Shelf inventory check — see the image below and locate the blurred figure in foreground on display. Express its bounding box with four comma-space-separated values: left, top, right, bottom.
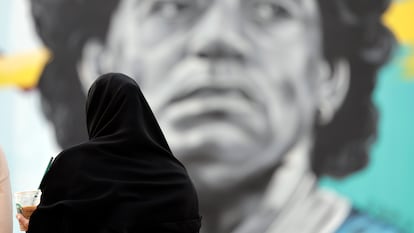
0, 146, 13, 233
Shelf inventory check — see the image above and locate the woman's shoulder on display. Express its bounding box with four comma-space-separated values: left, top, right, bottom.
51, 143, 95, 168
55, 143, 95, 159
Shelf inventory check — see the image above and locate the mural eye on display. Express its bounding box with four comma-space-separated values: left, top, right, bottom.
252, 2, 291, 23
151, 0, 193, 19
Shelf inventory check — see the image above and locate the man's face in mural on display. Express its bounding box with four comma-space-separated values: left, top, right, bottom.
79, 0, 347, 198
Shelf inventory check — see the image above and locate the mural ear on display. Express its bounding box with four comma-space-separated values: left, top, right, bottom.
316, 59, 350, 125
77, 39, 106, 94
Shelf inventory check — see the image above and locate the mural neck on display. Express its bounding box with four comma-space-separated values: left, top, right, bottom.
232, 139, 351, 233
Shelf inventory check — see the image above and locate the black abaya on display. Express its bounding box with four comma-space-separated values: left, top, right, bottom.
28, 73, 201, 233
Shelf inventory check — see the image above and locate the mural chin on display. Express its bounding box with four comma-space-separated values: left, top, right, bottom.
173, 137, 279, 204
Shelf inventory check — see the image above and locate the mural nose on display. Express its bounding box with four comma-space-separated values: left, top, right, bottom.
187, 3, 249, 61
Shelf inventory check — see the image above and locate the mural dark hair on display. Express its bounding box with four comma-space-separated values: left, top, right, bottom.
30, 0, 395, 177
313, 0, 395, 177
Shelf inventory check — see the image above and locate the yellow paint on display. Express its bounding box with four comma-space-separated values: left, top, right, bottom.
0, 48, 51, 88
383, 0, 414, 78
383, 0, 414, 45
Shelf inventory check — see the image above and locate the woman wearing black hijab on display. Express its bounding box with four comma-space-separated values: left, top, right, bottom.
18, 73, 201, 233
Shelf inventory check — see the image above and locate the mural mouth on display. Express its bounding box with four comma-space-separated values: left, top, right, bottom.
156, 83, 266, 136
163, 84, 261, 118
169, 85, 252, 104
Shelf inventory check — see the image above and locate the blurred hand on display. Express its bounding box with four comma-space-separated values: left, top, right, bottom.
16, 213, 29, 231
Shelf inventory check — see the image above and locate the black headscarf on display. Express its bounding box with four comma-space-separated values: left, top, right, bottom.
28, 73, 201, 233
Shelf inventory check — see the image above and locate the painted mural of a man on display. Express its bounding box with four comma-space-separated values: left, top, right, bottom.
30, 0, 399, 232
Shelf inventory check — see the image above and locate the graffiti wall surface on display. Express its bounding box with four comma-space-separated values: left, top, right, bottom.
1, 0, 414, 232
